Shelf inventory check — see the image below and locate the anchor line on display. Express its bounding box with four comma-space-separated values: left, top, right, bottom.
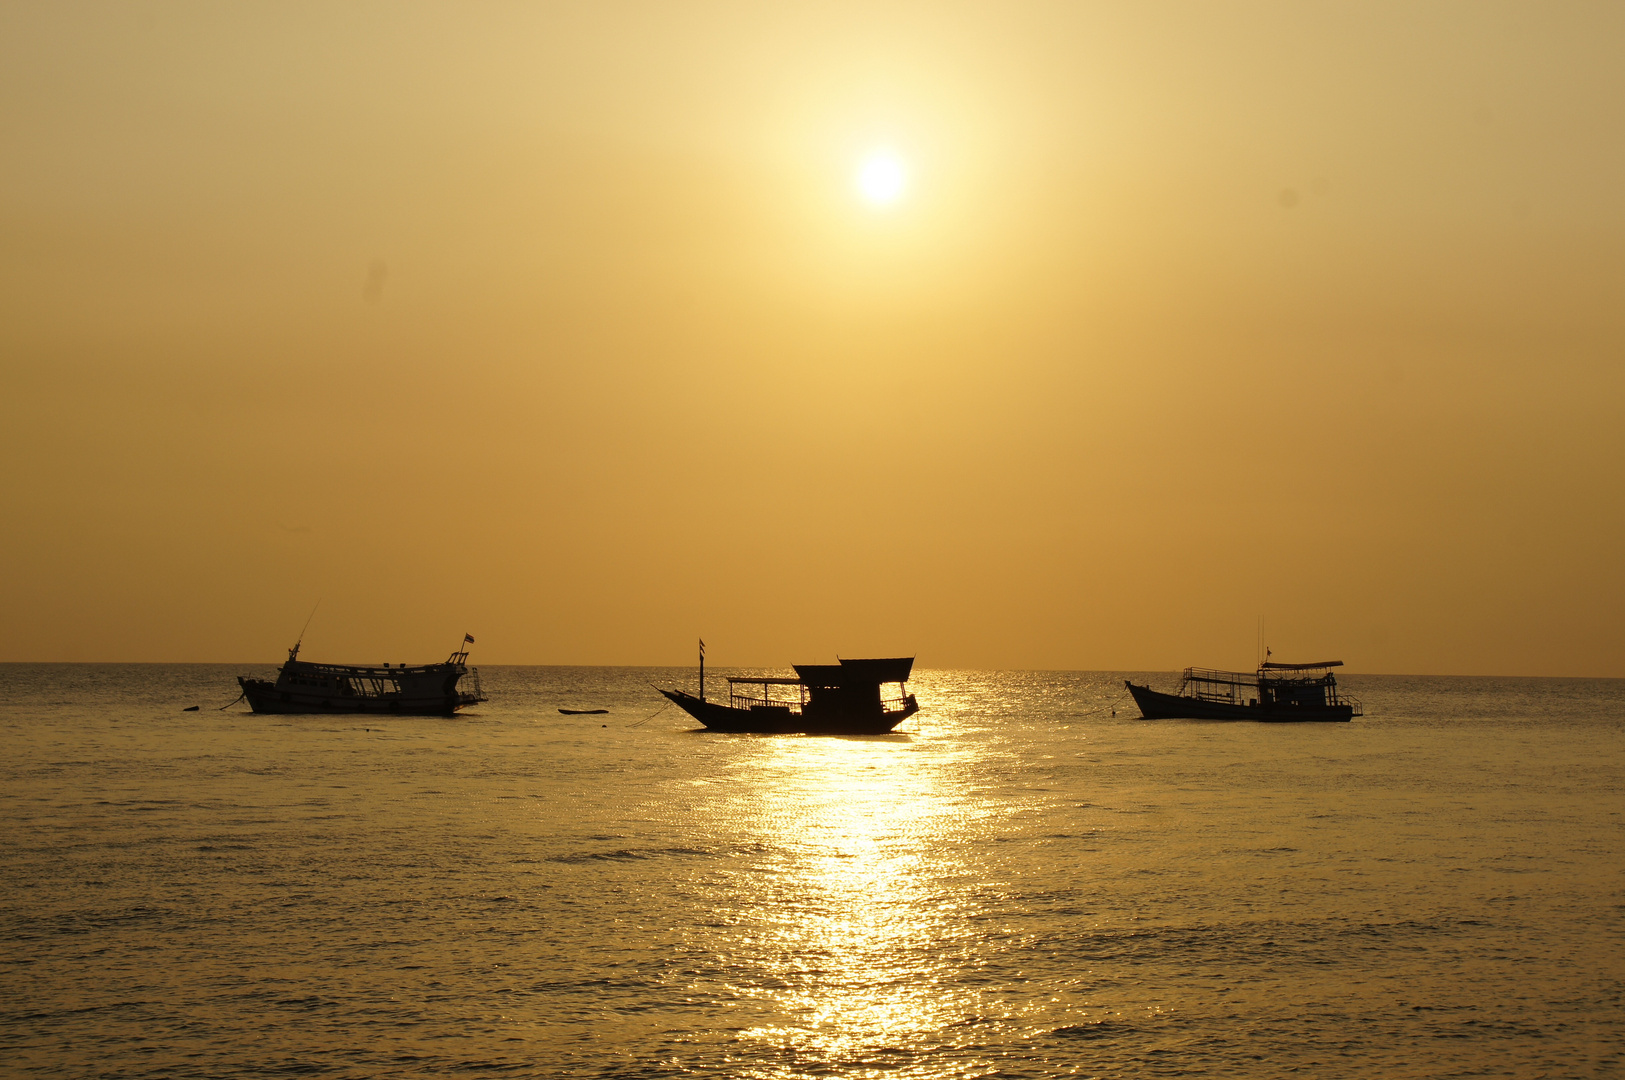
628, 700, 673, 728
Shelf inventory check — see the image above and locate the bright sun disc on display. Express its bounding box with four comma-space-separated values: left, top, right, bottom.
856, 152, 907, 206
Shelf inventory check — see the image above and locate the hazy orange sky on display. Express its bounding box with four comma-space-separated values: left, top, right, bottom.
3, 3, 1622, 674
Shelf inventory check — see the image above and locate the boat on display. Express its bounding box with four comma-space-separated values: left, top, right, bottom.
1125, 660, 1361, 722
660, 654, 920, 734
236, 636, 486, 715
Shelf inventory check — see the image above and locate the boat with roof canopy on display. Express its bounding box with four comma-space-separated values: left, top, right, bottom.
236, 635, 486, 715
1125, 660, 1361, 722
660, 648, 919, 734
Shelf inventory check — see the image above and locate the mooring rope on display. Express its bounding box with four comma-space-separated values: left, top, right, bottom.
628, 700, 673, 728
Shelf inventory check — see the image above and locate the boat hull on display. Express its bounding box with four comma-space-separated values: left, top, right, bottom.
1125, 681, 1353, 723
660, 689, 916, 734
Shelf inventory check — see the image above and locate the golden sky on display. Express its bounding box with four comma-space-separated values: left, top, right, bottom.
2, 3, 1622, 674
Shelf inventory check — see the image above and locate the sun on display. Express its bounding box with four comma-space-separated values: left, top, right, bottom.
855, 150, 908, 207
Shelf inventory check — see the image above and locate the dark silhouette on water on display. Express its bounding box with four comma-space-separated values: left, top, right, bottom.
236, 634, 486, 716
1125, 660, 1361, 722
661, 654, 920, 734
559, 708, 609, 715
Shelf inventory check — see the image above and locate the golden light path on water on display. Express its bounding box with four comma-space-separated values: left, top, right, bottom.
698, 694, 1024, 1075
744, 743, 966, 1057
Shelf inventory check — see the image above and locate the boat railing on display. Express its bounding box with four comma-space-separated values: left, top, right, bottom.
458, 667, 486, 705
728, 686, 914, 715
305, 662, 442, 679
1183, 666, 1255, 687
729, 688, 805, 712
882, 692, 917, 715
1184, 685, 1251, 705
1180, 667, 1256, 705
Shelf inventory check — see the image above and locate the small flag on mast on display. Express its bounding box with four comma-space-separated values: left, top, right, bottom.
464, 634, 475, 644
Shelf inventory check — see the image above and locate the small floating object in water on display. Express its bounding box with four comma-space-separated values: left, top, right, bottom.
183, 705, 200, 711
559, 708, 609, 715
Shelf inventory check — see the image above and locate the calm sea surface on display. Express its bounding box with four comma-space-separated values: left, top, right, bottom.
1, 664, 1621, 1078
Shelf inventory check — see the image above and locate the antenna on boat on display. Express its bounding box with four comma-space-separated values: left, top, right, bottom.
698, 637, 706, 703
291, 599, 321, 662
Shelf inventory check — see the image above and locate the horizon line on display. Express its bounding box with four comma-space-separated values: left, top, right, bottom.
0, 660, 1620, 681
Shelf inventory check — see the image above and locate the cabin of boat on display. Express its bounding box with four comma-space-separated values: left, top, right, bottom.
661, 656, 919, 734
237, 641, 486, 716
1125, 660, 1361, 722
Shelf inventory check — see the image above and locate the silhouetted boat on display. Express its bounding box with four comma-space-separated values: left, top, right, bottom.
1125, 660, 1361, 722
661, 656, 920, 734
237, 638, 486, 715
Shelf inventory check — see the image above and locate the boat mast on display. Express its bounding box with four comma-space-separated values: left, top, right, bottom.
699, 637, 705, 702
290, 598, 321, 662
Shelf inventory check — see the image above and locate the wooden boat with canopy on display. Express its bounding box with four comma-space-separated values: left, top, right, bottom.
1125, 660, 1361, 722
661, 655, 920, 734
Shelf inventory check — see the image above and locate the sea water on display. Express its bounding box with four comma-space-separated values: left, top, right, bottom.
1, 664, 1620, 1078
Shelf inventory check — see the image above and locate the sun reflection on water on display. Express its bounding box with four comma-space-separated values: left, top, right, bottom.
721, 733, 994, 1072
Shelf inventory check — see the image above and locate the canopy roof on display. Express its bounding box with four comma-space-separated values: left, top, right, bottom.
724, 658, 915, 687
794, 657, 915, 687
287, 659, 449, 675
1261, 660, 1343, 671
